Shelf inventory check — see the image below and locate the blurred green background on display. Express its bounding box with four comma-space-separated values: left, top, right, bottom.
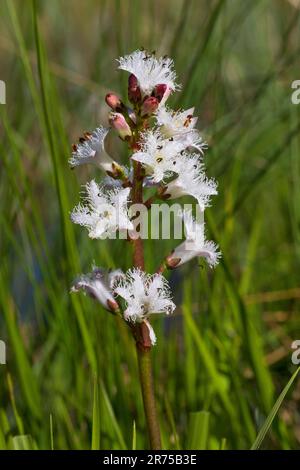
0, 0, 300, 450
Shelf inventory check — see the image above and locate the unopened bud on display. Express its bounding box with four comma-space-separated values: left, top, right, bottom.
109, 112, 132, 140
166, 255, 181, 269
128, 74, 142, 104
107, 298, 120, 313
141, 96, 159, 117
105, 93, 122, 111
154, 83, 172, 105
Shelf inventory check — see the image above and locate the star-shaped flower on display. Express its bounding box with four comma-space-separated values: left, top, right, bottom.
113, 268, 176, 344
157, 106, 207, 153
71, 180, 133, 239
167, 210, 221, 268
163, 153, 218, 210
131, 130, 183, 183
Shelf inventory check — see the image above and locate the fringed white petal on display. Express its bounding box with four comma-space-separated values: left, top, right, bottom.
69, 126, 116, 172
71, 181, 132, 239
117, 50, 180, 96
113, 268, 176, 324
71, 267, 119, 311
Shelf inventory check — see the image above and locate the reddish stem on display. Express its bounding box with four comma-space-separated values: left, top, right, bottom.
131, 157, 162, 450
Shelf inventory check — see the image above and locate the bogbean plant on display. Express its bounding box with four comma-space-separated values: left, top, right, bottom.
69, 50, 220, 449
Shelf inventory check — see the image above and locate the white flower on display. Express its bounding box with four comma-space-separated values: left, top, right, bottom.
71, 267, 124, 312
117, 50, 180, 97
113, 268, 176, 326
156, 106, 196, 136
131, 127, 207, 183
131, 130, 183, 183
71, 180, 133, 239
175, 130, 207, 154
69, 126, 119, 173
167, 210, 221, 268
157, 106, 207, 153
164, 154, 218, 210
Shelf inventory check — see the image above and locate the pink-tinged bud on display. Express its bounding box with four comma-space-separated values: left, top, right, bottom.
128, 74, 142, 104
109, 112, 132, 140
105, 93, 122, 110
107, 298, 120, 313
128, 73, 138, 88
141, 96, 159, 117
154, 83, 172, 105
166, 255, 181, 269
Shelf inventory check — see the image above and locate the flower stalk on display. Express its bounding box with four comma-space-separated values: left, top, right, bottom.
137, 344, 162, 450
131, 156, 162, 449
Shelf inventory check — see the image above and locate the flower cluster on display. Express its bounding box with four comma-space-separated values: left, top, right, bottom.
70, 49, 220, 347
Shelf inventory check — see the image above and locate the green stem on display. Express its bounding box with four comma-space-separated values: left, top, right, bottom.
136, 347, 162, 450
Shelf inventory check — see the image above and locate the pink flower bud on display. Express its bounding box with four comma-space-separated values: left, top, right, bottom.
141, 96, 159, 117
128, 73, 138, 88
105, 93, 122, 110
154, 84, 172, 105
165, 255, 181, 269
107, 298, 120, 313
109, 112, 132, 140
128, 74, 142, 104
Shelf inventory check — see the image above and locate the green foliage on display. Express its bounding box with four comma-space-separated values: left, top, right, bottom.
0, 0, 300, 450
187, 411, 210, 450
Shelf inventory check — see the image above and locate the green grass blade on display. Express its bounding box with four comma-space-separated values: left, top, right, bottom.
251, 367, 300, 450
50, 414, 54, 450
132, 421, 136, 451
187, 411, 210, 450
100, 380, 127, 450
91, 375, 101, 450
6, 373, 24, 435
12, 435, 35, 450
0, 281, 41, 419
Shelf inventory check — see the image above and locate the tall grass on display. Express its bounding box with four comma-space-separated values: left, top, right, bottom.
0, 0, 300, 449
